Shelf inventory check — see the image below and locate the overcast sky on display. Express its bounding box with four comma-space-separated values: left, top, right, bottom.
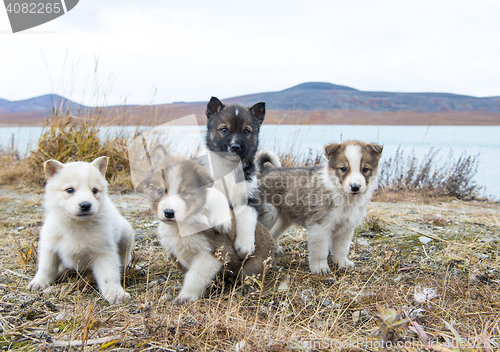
1, 0, 500, 106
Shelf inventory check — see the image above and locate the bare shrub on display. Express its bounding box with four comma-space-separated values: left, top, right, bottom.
279, 148, 323, 167
378, 147, 481, 199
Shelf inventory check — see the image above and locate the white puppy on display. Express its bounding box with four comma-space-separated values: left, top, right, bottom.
27, 157, 134, 304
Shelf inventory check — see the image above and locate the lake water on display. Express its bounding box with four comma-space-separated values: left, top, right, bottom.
1, 124, 499, 200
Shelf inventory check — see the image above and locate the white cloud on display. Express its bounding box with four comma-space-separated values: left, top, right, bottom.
1, 0, 500, 105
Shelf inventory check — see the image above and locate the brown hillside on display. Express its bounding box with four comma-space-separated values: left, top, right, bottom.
1, 104, 499, 126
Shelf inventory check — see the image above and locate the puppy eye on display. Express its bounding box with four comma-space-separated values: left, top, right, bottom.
362, 167, 369, 173
220, 127, 228, 135
157, 189, 164, 196
181, 191, 188, 198
92, 188, 98, 195
243, 128, 251, 135
66, 188, 74, 194
340, 167, 347, 172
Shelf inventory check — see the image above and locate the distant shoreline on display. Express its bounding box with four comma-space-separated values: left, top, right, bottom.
1, 108, 500, 127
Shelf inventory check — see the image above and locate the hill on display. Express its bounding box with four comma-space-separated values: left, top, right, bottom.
224, 82, 500, 113
1, 83, 499, 125
0, 94, 85, 114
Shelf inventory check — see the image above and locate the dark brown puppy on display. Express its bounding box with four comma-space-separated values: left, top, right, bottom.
204, 97, 266, 259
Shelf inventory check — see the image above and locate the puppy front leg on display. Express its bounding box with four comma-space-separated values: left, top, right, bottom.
117, 222, 134, 267
206, 188, 232, 235
176, 252, 223, 304
307, 226, 331, 275
91, 253, 130, 304
27, 245, 61, 291
233, 205, 257, 258
331, 226, 355, 269
269, 215, 292, 255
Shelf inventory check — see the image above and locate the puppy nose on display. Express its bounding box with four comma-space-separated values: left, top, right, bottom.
164, 209, 175, 219
350, 184, 360, 193
230, 143, 241, 152
80, 201, 92, 212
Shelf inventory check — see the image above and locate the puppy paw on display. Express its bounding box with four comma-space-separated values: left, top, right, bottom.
337, 259, 355, 271
309, 262, 331, 276
234, 236, 255, 258
103, 287, 130, 304
27, 278, 50, 291
174, 294, 197, 305
275, 245, 284, 256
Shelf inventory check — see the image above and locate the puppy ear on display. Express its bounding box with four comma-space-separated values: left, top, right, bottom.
91, 156, 109, 175
44, 160, 64, 179
249, 102, 265, 124
368, 143, 383, 155
206, 97, 225, 118
324, 143, 341, 157
150, 145, 168, 165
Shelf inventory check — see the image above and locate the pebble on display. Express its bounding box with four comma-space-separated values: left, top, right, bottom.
160, 293, 174, 302
55, 312, 66, 321
414, 287, 438, 304
325, 277, 337, 286
321, 298, 340, 309
235, 340, 246, 352
277, 275, 290, 292
418, 236, 432, 244
301, 289, 314, 304
352, 310, 370, 325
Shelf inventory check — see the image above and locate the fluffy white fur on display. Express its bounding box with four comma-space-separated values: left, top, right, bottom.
27, 157, 134, 304
206, 188, 232, 235
233, 202, 258, 258
205, 151, 257, 257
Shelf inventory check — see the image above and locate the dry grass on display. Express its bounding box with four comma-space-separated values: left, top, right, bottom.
1, 189, 499, 351
278, 149, 323, 169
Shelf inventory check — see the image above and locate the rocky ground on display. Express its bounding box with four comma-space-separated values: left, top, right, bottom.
0, 185, 499, 351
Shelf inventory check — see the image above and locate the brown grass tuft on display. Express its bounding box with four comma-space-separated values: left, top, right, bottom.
364, 215, 389, 233
0, 113, 135, 191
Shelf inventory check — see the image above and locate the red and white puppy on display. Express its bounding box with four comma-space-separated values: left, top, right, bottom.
257, 140, 383, 274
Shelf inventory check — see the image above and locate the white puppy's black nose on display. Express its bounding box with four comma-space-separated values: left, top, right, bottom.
230, 143, 241, 152
350, 184, 360, 193
164, 209, 175, 219
80, 201, 92, 212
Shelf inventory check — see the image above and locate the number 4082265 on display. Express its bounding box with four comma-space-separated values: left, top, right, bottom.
6, 2, 62, 14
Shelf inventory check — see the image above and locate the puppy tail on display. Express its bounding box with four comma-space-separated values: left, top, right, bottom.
255, 150, 281, 173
